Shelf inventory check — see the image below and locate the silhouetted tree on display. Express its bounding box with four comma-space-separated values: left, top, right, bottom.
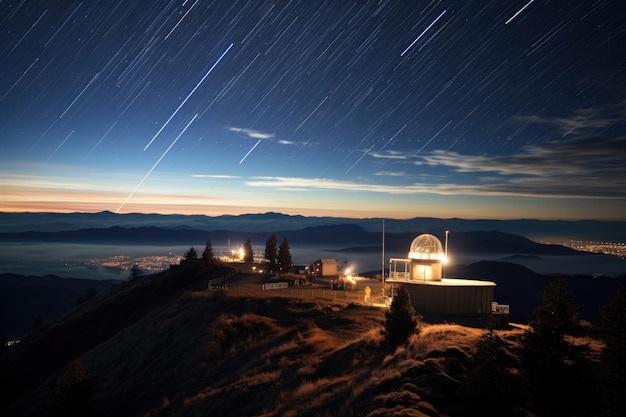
277, 237, 292, 272
599, 285, 626, 417
517, 275, 596, 416
129, 264, 143, 280
49, 360, 95, 417
459, 326, 522, 417
243, 238, 253, 263
384, 287, 420, 347
184, 246, 198, 260
202, 239, 214, 262
264, 234, 278, 272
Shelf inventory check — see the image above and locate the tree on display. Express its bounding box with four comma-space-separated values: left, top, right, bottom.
264, 234, 278, 272
129, 264, 143, 280
49, 360, 95, 417
184, 246, 198, 260
599, 285, 626, 417
384, 287, 420, 347
517, 275, 596, 416
459, 327, 522, 417
202, 239, 214, 261
277, 237, 292, 273
243, 238, 253, 263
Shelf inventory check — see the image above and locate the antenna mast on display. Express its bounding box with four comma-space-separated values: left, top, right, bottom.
382, 218, 385, 297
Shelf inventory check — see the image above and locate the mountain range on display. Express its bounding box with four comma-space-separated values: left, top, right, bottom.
1, 211, 625, 241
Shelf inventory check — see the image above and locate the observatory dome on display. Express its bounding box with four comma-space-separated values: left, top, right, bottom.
408, 234, 444, 260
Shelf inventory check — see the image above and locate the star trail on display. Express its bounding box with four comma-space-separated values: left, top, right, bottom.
1, 0, 625, 220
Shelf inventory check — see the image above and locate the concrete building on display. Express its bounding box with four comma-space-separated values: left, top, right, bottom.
386, 234, 495, 316
310, 258, 338, 277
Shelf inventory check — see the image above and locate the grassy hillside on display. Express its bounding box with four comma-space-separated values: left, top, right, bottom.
0, 260, 607, 417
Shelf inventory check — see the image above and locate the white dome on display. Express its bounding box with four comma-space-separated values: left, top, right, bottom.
408, 234, 444, 260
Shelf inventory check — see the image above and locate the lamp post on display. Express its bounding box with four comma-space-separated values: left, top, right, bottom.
444, 230, 449, 279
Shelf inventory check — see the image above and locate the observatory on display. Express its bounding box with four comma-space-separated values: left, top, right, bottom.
387, 233, 495, 316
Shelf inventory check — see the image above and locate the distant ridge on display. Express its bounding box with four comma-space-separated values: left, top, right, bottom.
0, 211, 625, 240
0, 225, 589, 257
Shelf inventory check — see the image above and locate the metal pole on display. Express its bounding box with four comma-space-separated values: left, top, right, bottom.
380, 219, 385, 297
444, 230, 449, 279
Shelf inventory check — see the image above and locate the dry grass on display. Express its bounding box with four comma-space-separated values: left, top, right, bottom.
2, 276, 608, 417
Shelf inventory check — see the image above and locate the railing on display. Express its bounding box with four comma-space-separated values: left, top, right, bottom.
388, 271, 411, 280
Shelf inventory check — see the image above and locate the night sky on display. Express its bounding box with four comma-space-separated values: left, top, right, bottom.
1, 0, 625, 220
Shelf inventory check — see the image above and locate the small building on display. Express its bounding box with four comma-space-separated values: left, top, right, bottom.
310, 258, 337, 277
387, 234, 495, 316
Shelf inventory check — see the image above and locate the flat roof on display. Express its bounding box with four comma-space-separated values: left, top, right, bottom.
385, 277, 496, 287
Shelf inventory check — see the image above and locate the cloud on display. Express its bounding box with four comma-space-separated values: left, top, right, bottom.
191, 174, 240, 179
227, 127, 275, 139
417, 136, 626, 177
374, 171, 406, 177
246, 137, 626, 199
413, 136, 626, 198
519, 105, 624, 136
369, 150, 410, 160
244, 174, 625, 200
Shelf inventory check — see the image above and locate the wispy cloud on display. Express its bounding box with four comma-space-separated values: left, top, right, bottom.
519, 105, 624, 136
374, 171, 406, 177
417, 136, 626, 177
191, 174, 240, 179
245, 174, 625, 199
227, 127, 275, 139
370, 150, 410, 160
414, 136, 626, 198
245, 136, 626, 199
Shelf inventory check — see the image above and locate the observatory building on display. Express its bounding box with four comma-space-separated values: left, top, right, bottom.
386, 233, 495, 316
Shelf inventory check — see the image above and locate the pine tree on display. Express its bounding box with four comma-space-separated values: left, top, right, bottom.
49, 360, 95, 417
517, 275, 596, 416
243, 238, 253, 263
264, 234, 278, 272
459, 327, 521, 417
129, 264, 143, 280
384, 287, 420, 347
599, 285, 626, 417
184, 246, 198, 260
202, 239, 214, 261
277, 237, 292, 273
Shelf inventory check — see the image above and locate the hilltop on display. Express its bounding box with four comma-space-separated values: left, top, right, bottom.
0, 260, 617, 417
3, 257, 625, 341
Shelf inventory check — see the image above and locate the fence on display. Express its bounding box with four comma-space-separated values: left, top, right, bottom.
206, 273, 390, 307
220, 284, 390, 307
262, 281, 289, 290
